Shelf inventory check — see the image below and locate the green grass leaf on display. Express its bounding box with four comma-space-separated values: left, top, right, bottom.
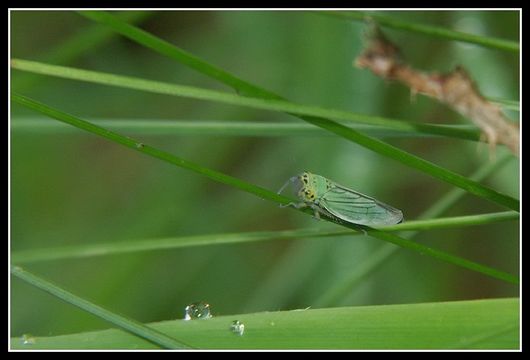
317, 11, 519, 52
9, 117, 480, 138
10, 11, 519, 351
10, 266, 191, 349
363, 227, 517, 284
11, 211, 518, 264
11, 298, 519, 349
10, 93, 518, 285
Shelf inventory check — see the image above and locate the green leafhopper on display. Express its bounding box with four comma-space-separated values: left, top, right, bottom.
278, 171, 403, 226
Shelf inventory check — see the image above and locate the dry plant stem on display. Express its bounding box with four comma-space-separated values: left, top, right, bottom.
355, 27, 519, 155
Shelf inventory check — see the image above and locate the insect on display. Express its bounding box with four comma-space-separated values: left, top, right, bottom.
278, 171, 403, 226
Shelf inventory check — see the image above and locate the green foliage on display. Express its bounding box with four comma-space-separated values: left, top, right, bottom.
12, 298, 519, 349
10, 93, 519, 284
10, 10, 519, 350
65, 12, 519, 210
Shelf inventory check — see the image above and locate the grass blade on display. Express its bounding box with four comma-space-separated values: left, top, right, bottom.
302, 115, 518, 211
10, 93, 518, 285
11, 117, 480, 139
10, 59, 481, 142
11, 298, 519, 349
10, 229, 340, 263
71, 12, 520, 211
386, 211, 519, 230
10, 93, 292, 206
317, 11, 519, 52
363, 227, 517, 284
10, 266, 191, 349
419, 154, 516, 220
11, 212, 518, 264
79, 10, 275, 99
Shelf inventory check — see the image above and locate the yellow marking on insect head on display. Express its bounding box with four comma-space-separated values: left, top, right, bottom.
298, 186, 316, 202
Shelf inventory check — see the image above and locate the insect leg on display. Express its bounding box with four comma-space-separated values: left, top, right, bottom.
280, 202, 308, 209
312, 206, 321, 221
312, 204, 344, 224
351, 224, 368, 235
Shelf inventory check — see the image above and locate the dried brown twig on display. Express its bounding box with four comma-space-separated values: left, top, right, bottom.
355, 26, 519, 156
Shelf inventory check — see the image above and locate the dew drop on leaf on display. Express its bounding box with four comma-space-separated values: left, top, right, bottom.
230, 320, 245, 336
184, 302, 212, 320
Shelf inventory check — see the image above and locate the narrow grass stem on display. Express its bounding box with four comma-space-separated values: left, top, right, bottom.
10, 266, 191, 349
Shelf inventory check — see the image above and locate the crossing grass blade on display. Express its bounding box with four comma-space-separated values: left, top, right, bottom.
10, 266, 191, 349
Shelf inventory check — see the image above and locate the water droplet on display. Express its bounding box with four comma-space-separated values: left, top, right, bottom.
20, 334, 36, 345
184, 302, 212, 320
230, 320, 245, 336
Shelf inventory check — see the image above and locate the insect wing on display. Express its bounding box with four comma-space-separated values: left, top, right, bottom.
318, 183, 403, 226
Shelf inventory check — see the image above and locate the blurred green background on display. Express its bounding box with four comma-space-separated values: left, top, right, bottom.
10, 10, 519, 338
